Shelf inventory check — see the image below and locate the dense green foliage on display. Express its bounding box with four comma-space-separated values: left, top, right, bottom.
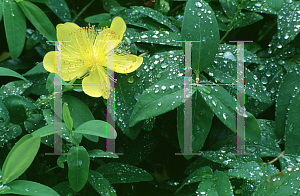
0, 0, 300, 195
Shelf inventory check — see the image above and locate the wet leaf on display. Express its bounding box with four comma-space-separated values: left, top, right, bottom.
88, 170, 117, 196
253, 165, 300, 195
275, 72, 300, 138
219, 0, 238, 19
67, 146, 90, 192
88, 149, 119, 159
244, 0, 277, 15
233, 12, 263, 28
46, 0, 71, 22
181, 0, 219, 72
96, 162, 153, 184
227, 161, 279, 181
131, 6, 179, 32
177, 90, 214, 160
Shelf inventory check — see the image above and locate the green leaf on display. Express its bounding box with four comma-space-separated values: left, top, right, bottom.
175, 166, 213, 194
266, 0, 284, 11
0, 0, 3, 22
227, 161, 279, 181
0, 123, 22, 145
131, 6, 179, 32
2, 134, 41, 184
23, 62, 47, 76
244, 0, 277, 14
3, 95, 37, 124
219, 0, 238, 19
62, 95, 98, 142
1, 180, 59, 196
129, 30, 181, 47
196, 171, 234, 196
177, 90, 214, 160
74, 120, 117, 139
233, 12, 263, 28
27, 0, 51, 3
52, 181, 76, 196
129, 76, 185, 127
88, 149, 119, 159
181, 0, 219, 72
275, 72, 300, 138
46, 0, 71, 22
88, 170, 117, 196
84, 13, 111, 23
18, 1, 56, 41
115, 72, 144, 140
200, 148, 263, 169
67, 146, 90, 192
101, 0, 121, 12
63, 102, 73, 131
0, 99, 9, 122
3, 0, 26, 59
198, 85, 261, 141
96, 162, 153, 184
285, 90, 300, 155
253, 165, 300, 196
31, 124, 68, 137
269, 1, 300, 52
57, 155, 67, 168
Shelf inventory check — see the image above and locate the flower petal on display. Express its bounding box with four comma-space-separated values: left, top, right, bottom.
61, 52, 89, 81
57, 22, 95, 60
43, 51, 55, 73
114, 54, 143, 73
94, 17, 126, 56
82, 67, 109, 98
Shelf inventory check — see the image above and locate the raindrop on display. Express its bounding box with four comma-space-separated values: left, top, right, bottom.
134, 93, 140, 100
161, 86, 166, 90
261, 77, 268, 85
195, 2, 202, 7
223, 113, 227, 120
158, 102, 161, 106
127, 76, 134, 83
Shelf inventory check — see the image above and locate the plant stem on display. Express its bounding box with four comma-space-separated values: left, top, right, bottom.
37, 93, 55, 105
43, 165, 59, 174
219, 0, 244, 44
262, 150, 285, 165
256, 21, 276, 43
72, 0, 95, 23
71, 133, 79, 147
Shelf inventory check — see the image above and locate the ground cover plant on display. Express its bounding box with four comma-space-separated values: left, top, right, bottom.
0, 0, 300, 195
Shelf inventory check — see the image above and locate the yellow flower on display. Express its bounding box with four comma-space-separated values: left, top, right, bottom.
43, 17, 143, 98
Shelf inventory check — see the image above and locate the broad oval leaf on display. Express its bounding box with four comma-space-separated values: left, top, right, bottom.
96, 162, 153, 184
2, 134, 41, 184
88, 170, 117, 196
3, 0, 26, 59
0, 67, 28, 82
46, 0, 71, 22
2, 180, 59, 196
129, 76, 186, 127
74, 120, 117, 139
67, 146, 90, 192
181, 0, 219, 72
18, 1, 56, 41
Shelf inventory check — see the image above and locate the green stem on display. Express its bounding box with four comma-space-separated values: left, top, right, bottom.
72, 0, 95, 23
71, 133, 79, 147
37, 93, 55, 105
256, 21, 276, 43
43, 165, 59, 174
219, 0, 244, 44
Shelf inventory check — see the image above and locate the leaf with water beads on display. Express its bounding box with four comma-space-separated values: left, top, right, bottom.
46, 0, 71, 22
232, 12, 263, 28
196, 171, 234, 196
253, 165, 300, 196
181, 0, 219, 72
269, 1, 300, 53
96, 162, 153, 184
131, 6, 179, 32
244, 0, 278, 15
275, 71, 300, 138
88, 170, 117, 196
115, 72, 144, 139
129, 30, 181, 47
129, 76, 187, 127
227, 161, 279, 182
285, 90, 300, 155
177, 90, 214, 160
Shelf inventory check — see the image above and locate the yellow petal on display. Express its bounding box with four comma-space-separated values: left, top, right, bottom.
114, 54, 143, 73
94, 17, 126, 56
60, 52, 89, 81
43, 51, 55, 73
57, 22, 95, 60
82, 67, 109, 98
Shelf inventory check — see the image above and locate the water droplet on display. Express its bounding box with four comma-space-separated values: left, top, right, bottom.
158, 102, 161, 106
161, 86, 166, 90
134, 93, 140, 100
127, 76, 134, 83
223, 113, 227, 120
261, 77, 268, 85
195, 1, 202, 7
